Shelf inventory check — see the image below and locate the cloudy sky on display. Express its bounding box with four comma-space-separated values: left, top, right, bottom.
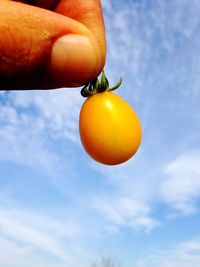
1, 0, 200, 266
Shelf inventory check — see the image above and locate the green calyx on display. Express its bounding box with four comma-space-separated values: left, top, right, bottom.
81, 70, 122, 97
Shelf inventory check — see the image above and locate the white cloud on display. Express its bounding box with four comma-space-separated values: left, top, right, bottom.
88, 153, 162, 233
136, 238, 200, 267
0, 89, 83, 174
160, 151, 200, 215
103, 0, 200, 104
90, 148, 200, 232
91, 194, 159, 233
0, 104, 58, 174
0, 205, 87, 267
0, 235, 70, 267
8, 89, 83, 143
104, 3, 147, 86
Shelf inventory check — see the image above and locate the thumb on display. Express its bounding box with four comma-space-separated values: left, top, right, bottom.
0, 1, 106, 89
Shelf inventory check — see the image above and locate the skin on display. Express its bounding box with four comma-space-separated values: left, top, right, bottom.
0, 0, 106, 89
79, 92, 142, 165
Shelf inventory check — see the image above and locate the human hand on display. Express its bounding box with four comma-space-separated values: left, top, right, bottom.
0, 0, 106, 89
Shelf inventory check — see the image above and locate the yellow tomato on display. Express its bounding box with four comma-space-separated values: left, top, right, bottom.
79, 91, 142, 165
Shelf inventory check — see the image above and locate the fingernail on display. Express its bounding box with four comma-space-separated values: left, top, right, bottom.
50, 34, 97, 86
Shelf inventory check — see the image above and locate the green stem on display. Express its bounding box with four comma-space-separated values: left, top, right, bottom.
107, 77, 122, 92
81, 70, 122, 98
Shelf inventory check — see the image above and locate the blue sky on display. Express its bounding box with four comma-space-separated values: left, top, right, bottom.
0, 0, 200, 266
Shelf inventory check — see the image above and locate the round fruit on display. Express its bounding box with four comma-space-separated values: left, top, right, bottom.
79, 90, 142, 165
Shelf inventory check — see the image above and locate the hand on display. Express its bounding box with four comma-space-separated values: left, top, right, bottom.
0, 0, 106, 89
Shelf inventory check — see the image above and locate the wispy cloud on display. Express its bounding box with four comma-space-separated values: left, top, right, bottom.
89, 147, 200, 232
0, 104, 57, 174
0, 203, 86, 267
6, 89, 82, 143
136, 238, 200, 267
160, 150, 200, 215
91, 194, 159, 233
0, 89, 83, 175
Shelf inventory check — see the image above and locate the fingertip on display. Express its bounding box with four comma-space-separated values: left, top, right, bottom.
49, 34, 103, 87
